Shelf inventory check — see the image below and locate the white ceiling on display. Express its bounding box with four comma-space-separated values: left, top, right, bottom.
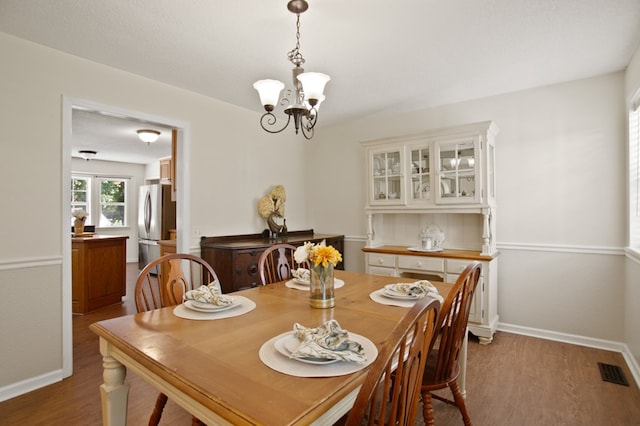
2, 0, 640, 163
71, 108, 173, 165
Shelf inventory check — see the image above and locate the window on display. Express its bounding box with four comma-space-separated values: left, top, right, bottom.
71, 176, 90, 221
71, 174, 129, 228
98, 178, 127, 227
629, 97, 640, 249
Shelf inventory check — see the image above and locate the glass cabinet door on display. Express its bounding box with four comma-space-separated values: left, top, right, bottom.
371, 149, 403, 204
409, 144, 431, 203
435, 137, 480, 204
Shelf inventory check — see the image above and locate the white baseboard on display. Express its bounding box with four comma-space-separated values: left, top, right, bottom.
0, 369, 63, 402
498, 322, 640, 388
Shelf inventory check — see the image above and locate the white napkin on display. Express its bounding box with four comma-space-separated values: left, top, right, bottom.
387, 280, 444, 302
291, 268, 310, 282
290, 320, 366, 363
183, 280, 233, 306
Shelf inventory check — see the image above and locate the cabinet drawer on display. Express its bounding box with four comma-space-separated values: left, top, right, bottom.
368, 266, 398, 277
367, 253, 396, 268
397, 255, 444, 272
447, 259, 485, 277
233, 249, 263, 290
447, 259, 472, 274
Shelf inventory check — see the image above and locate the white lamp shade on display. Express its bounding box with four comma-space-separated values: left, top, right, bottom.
137, 129, 160, 143
253, 79, 285, 107
297, 72, 330, 101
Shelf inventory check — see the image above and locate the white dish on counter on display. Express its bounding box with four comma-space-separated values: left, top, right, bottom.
407, 246, 443, 253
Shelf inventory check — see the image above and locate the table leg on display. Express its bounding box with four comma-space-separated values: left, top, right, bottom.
99, 338, 129, 426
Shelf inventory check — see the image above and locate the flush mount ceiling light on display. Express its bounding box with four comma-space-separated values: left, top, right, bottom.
78, 150, 97, 161
253, 0, 330, 140
137, 129, 161, 144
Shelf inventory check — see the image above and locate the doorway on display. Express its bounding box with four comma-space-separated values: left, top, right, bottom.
61, 97, 190, 377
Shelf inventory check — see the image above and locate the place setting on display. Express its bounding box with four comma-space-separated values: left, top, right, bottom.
173, 280, 256, 320
369, 280, 444, 308
285, 268, 345, 291
259, 319, 377, 377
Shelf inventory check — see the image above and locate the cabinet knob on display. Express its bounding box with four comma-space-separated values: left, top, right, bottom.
248, 263, 258, 276
377, 258, 384, 264
416, 261, 423, 267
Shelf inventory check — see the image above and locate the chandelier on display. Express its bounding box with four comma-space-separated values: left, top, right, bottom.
253, 0, 330, 140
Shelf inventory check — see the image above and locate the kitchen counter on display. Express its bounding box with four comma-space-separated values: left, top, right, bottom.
71, 235, 128, 314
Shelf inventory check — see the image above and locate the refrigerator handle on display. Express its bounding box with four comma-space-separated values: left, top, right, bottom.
144, 190, 151, 235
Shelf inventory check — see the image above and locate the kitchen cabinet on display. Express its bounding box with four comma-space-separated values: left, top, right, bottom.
200, 230, 344, 294
72, 235, 128, 314
363, 245, 499, 344
159, 157, 172, 185
361, 121, 499, 344
363, 121, 497, 211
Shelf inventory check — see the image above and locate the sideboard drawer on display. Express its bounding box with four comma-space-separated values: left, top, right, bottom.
367, 253, 396, 268
397, 255, 444, 272
368, 265, 398, 277
233, 249, 262, 290
447, 259, 473, 274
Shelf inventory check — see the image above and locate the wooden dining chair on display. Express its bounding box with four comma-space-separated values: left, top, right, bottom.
257, 243, 299, 285
135, 253, 219, 426
135, 252, 220, 312
421, 261, 482, 426
343, 296, 442, 426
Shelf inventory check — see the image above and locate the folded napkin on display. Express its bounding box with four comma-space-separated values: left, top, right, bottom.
291, 268, 310, 282
290, 319, 366, 363
387, 280, 444, 302
183, 280, 233, 306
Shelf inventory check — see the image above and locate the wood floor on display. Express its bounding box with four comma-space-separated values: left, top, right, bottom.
1, 263, 639, 425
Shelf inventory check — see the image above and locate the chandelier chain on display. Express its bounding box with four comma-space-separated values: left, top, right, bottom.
287, 14, 305, 67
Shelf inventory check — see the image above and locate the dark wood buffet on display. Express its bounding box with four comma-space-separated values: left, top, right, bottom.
200, 229, 344, 293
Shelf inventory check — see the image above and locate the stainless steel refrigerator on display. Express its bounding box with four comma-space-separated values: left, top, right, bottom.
138, 184, 176, 272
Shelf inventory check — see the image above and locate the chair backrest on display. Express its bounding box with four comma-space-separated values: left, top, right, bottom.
345, 296, 442, 426
257, 243, 299, 285
427, 261, 482, 384
134, 253, 219, 313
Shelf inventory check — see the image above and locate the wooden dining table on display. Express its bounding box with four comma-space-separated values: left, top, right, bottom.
90, 270, 456, 425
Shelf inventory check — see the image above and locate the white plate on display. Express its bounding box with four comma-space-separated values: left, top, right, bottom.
407, 246, 443, 253
292, 278, 310, 286
382, 286, 419, 300
273, 333, 340, 365
184, 299, 238, 313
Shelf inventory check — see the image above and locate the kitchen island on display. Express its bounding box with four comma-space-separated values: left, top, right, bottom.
71, 234, 128, 314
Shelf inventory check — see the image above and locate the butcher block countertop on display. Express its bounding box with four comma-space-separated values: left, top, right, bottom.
362, 245, 498, 261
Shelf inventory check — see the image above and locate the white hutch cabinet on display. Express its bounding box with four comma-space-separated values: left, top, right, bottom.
361, 121, 499, 344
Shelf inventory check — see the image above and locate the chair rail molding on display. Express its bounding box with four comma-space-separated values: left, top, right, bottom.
497, 242, 625, 256
0, 256, 62, 271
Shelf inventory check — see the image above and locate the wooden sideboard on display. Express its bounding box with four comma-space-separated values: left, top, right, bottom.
362, 245, 499, 344
200, 230, 344, 293
71, 235, 128, 314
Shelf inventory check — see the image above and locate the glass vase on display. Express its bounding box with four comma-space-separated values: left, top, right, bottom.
74, 219, 85, 236
309, 263, 335, 309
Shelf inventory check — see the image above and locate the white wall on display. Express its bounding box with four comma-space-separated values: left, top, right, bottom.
312, 72, 628, 344
0, 31, 307, 400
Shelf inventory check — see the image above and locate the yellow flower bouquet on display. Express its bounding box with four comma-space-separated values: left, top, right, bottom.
294, 241, 342, 308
